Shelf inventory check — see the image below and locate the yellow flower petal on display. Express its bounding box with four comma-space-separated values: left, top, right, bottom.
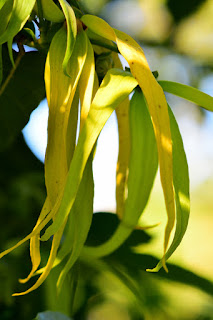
81, 14, 175, 269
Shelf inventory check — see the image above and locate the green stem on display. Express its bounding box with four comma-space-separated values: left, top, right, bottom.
36, 0, 44, 29
81, 222, 133, 258
0, 45, 25, 96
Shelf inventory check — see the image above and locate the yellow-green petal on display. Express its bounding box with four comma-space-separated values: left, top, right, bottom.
58, 0, 77, 76
40, 0, 64, 22
112, 52, 130, 219
148, 105, 190, 272
78, 35, 95, 131
45, 26, 87, 204
57, 154, 94, 292
81, 15, 175, 269
82, 89, 158, 258
41, 68, 138, 241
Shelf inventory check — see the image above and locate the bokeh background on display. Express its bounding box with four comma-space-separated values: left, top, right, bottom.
1, 0, 213, 319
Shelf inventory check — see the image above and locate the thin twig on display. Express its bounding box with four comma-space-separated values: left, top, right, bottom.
0, 45, 25, 96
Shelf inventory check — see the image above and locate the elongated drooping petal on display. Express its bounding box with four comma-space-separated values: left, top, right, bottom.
0, 25, 87, 289
148, 105, 190, 272
81, 15, 175, 269
57, 154, 94, 292
12, 221, 66, 296
41, 68, 138, 241
112, 52, 130, 219
45, 26, 87, 204
78, 35, 95, 131
40, 0, 64, 22
82, 89, 158, 258
58, 0, 77, 75
19, 197, 51, 283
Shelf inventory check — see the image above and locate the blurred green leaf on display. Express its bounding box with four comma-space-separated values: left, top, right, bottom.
0, 50, 46, 150
35, 311, 72, 320
110, 250, 213, 298
167, 0, 206, 23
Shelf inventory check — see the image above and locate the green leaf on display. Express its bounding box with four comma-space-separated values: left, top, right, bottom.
0, 0, 8, 11
159, 80, 213, 112
147, 105, 190, 272
0, 50, 46, 150
0, 0, 36, 64
35, 311, 72, 320
41, 68, 138, 240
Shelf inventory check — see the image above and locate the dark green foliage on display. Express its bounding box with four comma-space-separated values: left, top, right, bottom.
0, 135, 46, 320
0, 48, 46, 150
